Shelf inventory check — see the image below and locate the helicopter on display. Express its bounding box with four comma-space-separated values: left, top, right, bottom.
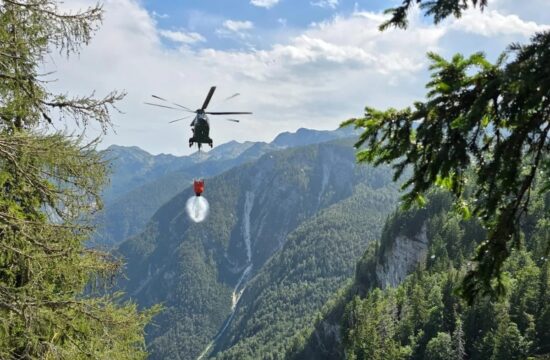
145, 86, 252, 150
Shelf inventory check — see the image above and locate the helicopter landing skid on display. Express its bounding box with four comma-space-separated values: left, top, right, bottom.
189, 138, 212, 149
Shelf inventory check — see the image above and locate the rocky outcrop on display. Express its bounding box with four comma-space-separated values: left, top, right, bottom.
375, 224, 429, 289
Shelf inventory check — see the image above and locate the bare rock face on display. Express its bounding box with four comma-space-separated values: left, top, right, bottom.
375, 224, 429, 289
219, 143, 357, 280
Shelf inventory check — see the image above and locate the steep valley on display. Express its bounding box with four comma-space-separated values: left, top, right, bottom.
114, 138, 398, 359
106, 130, 550, 360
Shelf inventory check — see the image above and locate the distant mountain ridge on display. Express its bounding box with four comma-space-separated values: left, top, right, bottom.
272, 127, 353, 147
102, 127, 355, 202
94, 127, 356, 247
101, 145, 186, 203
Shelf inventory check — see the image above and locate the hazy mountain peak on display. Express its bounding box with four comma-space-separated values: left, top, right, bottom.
271, 127, 355, 147
104, 144, 152, 158
95, 127, 362, 247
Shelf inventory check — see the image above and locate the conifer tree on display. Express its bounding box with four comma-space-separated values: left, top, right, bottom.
0, 0, 157, 358
452, 317, 466, 360
345, 0, 550, 302
379, 0, 488, 30
491, 313, 530, 360
425, 332, 453, 360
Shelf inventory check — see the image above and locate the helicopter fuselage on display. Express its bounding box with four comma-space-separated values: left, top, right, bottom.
189, 110, 212, 149
146, 86, 251, 150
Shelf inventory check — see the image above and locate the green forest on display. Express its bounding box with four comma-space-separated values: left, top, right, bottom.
212, 172, 399, 359
341, 190, 550, 360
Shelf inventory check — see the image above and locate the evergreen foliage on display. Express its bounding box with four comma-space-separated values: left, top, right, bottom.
344, 28, 550, 301
425, 332, 453, 360
0, 1, 157, 358
380, 0, 488, 30
339, 191, 550, 360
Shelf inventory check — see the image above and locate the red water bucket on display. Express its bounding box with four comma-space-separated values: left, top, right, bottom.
194, 179, 205, 196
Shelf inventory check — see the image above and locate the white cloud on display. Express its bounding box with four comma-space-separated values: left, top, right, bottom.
250, 0, 280, 9
159, 30, 205, 44
47, 0, 550, 156
490, 0, 550, 25
152, 11, 169, 19
449, 9, 550, 37
222, 20, 254, 32
311, 0, 339, 9
217, 20, 255, 40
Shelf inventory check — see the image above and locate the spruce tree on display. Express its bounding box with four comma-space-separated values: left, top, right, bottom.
452, 317, 466, 360
345, 0, 550, 302
0, 1, 157, 358
425, 332, 454, 360
379, 0, 488, 30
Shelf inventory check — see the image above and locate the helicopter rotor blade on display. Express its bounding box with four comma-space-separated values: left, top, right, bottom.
224, 93, 240, 101
206, 112, 252, 115
169, 115, 194, 123
175, 105, 195, 112
226, 119, 240, 123
201, 86, 216, 110
151, 94, 168, 101
144, 102, 185, 111
208, 92, 241, 112
151, 95, 195, 112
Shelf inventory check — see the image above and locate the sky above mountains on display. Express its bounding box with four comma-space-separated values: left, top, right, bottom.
50, 0, 550, 155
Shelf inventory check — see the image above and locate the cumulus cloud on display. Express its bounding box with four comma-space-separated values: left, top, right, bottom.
250, 0, 280, 9
222, 20, 254, 32
47, 0, 550, 155
217, 20, 255, 40
490, 0, 550, 25
311, 0, 339, 9
159, 30, 205, 44
449, 9, 550, 36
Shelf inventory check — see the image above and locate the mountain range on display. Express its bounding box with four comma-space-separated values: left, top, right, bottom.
93, 127, 356, 247
101, 126, 549, 360
107, 131, 397, 359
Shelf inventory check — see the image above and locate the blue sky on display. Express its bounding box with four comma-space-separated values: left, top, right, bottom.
52, 0, 550, 155
147, 0, 387, 44
144, 0, 395, 51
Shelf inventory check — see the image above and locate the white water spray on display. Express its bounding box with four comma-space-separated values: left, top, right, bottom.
186, 196, 210, 223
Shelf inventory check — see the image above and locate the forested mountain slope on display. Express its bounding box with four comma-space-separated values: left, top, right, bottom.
292, 191, 550, 360
115, 139, 397, 360
101, 145, 188, 203
212, 180, 397, 359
